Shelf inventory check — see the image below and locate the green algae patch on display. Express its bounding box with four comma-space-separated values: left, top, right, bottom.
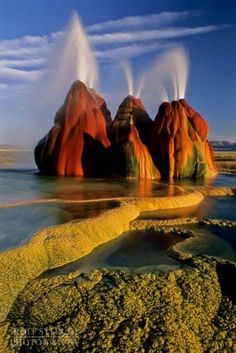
0, 191, 204, 322
2, 257, 236, 353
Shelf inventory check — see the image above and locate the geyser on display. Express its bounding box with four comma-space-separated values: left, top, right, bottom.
163, 47, 189, 100
121, 60, 134, 96
34, 25, 217, 181
121, 59, 144, 98
25, 11, 100, 146
34, 81, 111, 176
143, 47, 189, 102
148, 47, 217, 179
56, 12, 99, 89
110, 95, 160, 179
34, 13, 112, 176
151, 99, 218, 179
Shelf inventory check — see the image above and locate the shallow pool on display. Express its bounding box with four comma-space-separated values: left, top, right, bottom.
175, 224, 236, 262
0, 201, 119, 252
46, 222, 236, 278
46, 229, 185, 276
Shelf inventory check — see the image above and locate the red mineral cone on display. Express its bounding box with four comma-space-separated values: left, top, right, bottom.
89, 88, 112, 130
34, 80, 111, 176
151, 99, 218, 179
110, 95, 160, 179
111, 95, 153, 147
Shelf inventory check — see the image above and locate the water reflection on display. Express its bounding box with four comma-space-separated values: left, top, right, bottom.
0, 150, 236, 263
175, 173, 236, 188
0, 150, 236, 205
0, 169, 183, 205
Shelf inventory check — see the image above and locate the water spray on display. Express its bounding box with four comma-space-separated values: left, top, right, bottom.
156, 47, 189, 101
121, 60, 134, 96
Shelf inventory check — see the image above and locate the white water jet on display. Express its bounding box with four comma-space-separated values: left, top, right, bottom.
120, 47, 188, 102
121, 60, 134, 96
155, 47, 189, 100
22, 12, 99, 146
34, 11, 99, 103
142, 47, 189, 104
135, 76, 145, 99
121, 60, 146, 98
159, 87, 169, 102
55, 12, 98, 89
44, 11, 99, 101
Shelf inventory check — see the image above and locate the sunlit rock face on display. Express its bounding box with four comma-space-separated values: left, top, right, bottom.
89, 88, 112, 130
110, 96, 160, 179
151, 99, 218, 179
34, 80, 111, 176
111, 95, 153, 147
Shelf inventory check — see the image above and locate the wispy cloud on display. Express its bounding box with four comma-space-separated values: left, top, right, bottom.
0, 35, 49, 58
0, 35, 50, 83
0, 47, 48, 59
0, 12, 231, 85
95, 42, 176, 59
0, 35, 48, 47
90, 24, 230, 45
0, 63, 41, 82
87, 11, 195, 32
0, 58, 46, 68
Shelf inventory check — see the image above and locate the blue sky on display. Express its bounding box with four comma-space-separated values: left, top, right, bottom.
0, 0, 235, 145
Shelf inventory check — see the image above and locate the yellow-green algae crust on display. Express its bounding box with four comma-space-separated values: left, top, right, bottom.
0, 191, 203, 323
2, 257, 236, 353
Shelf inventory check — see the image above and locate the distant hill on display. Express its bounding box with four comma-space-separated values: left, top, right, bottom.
210, 141, 236, 151
0, 144, 30, 150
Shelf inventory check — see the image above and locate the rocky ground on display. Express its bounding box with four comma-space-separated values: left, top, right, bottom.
1, 216, 236, 353
0, 188, 235, 352
3, 256, 236, 353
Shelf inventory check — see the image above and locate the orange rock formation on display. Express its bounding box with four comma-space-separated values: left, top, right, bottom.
110, 96, 160, 179
35, 82, 217, 180
35, 81, 111, 176
151, 99, 218, 179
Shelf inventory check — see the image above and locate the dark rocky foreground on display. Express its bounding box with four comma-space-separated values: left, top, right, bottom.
5, 256, 236, 353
